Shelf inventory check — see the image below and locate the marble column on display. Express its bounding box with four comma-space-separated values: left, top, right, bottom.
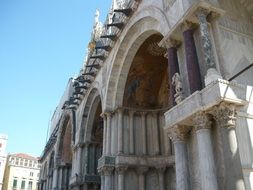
140, 112, 147, 155
102, 114, 107, 155
116, 166, 128, 190
182, 21, 202, 93
152, 112, 160, 155
103, 167, 114, 190
58, 167, 63, 189
169, 125, 190, 190
137, 167, 148, 190
106, 113, 112, 155
52, 167, 59, 190
212, 103, 245, 190
118, 108, 124, 154
196, 9, 221, 85
129, 111, 135, 154
166, 39, 181, 106
193, 112, 218, 190
157, 167, 166, 190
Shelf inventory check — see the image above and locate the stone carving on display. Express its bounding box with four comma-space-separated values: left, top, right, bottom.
116, 166, 128, 175
192, 112, 212, 131
168, 125, 190, 142
164, 0, 176, 10
114, 0, 129, 9
171, 73, 183, 104
212, 102, 237, 128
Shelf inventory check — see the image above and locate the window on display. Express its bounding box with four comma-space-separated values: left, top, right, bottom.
24, 160, 28, 167
21, 180, 26, 189
12, 179, 17, 189
15, 158, 19, 165
20, 159, 23, 166
30, 172, 33, 177
28, 181, 33, 190
29, 161, 32, 167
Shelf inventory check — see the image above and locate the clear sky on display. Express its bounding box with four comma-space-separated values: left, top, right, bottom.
0, 0, 111, 157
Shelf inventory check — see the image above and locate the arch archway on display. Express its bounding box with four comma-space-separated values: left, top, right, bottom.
79, 88, 103, 189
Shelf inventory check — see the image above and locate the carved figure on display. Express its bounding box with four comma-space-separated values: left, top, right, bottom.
172, 73, 183, 104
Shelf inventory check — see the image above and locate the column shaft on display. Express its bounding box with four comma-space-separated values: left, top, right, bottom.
174, 141, 190, 190
104, 175, 111, 190
196, 128, 218, 190
118, 174, 124, 190
106, 113, 112, 155
152, 113, 160, 155
138, 174, 145, 190
102, 115, 107, 155
129, 111, 134, 154
141, 112, 147, 155
183, 28, 202, 93
52, 168, 58, 189
158, 170, 165, 190
118, 109, 124, 154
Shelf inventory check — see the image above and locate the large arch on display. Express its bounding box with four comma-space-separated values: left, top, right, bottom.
104, 5, 170, 110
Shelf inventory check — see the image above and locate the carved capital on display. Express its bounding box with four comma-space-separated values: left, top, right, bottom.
156, 166, 166, 174
116, 166, 128, 175
193, 112, 212, 131
160, 38, 181, 49
182, 20, 198, 31
195, 7, 210, 19
137, 166, 149, 175
101, 166, 114, 176
168, 125, 190, 142
211, 102, 237, 128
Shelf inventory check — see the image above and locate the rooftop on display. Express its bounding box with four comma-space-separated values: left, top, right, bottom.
10, 153, 39, 161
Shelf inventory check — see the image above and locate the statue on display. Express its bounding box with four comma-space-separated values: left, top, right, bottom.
172, 73, 183, 104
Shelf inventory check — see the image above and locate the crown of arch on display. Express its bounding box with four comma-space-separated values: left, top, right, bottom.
104, 6, 170, 111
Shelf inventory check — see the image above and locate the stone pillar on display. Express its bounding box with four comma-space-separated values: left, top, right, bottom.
152, 112, 160, 155
137, 167, 148, 190
140, 112, 147, 155
52, 168, 58, 190
118, 108, 124, 155
103, 167, 114, 190
166, 39, 181, 106
182, 21, 202, 93
169, 125, 190, 190
193, 112, 218, 190
58, 167, 63, 189
157, 167, 166, 190
116, 166, 128, 190
129, 111, 135, 154
212, 103, 245, 190
196, 9, 221, 85
106, 113, 112, 155
102, 114, 107, 155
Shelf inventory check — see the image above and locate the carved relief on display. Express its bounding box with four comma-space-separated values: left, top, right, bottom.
171, 73, 183, 104
192, 112, 212, 131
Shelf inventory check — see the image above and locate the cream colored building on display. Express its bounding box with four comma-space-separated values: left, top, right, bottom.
3, 153, 40, 190
0, 134, 8, 190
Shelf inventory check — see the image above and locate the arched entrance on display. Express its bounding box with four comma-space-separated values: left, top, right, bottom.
57, 115, 73, 190
80, 89, 103, 189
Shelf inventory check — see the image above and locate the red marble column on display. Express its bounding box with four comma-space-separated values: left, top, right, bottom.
183, 28, 202, 93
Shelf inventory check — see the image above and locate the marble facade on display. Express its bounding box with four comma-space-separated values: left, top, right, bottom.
38, 0, 253, 189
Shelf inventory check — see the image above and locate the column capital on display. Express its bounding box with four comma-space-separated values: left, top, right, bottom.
156, 166, 166, 174
211, 102, 237, 128
137, 166, 149, 175
101, 166, 114, 176
116, 166, 128, 175
195, 7, 210, 18
168, 125, 190, 142
192, 112, 212, 131
181, 20, 198, 31
159, 38, 181, 49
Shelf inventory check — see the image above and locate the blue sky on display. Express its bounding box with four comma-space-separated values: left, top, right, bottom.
0, 0, 111, 157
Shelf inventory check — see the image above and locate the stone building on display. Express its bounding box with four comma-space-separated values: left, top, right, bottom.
3, 153, 40, 190
0, 134, 8, 190
38, 0, 253, 189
